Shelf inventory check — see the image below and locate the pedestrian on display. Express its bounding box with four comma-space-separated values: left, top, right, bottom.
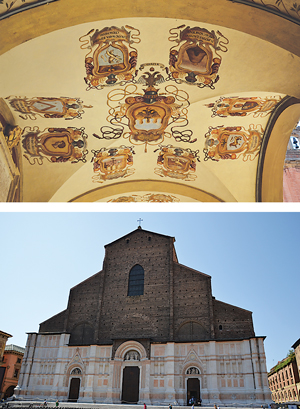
43, 400, 47, 407
144, 403, 146, 409
55, 400, 59, 407
168, 404, 172, 409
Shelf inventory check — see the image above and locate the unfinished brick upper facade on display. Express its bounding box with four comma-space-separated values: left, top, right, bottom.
40, 227, 254, 345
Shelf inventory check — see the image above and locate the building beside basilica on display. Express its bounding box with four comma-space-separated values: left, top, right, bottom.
17, 227, 271, 405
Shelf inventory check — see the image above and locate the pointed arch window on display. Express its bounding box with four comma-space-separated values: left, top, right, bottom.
128, 265, 144, 296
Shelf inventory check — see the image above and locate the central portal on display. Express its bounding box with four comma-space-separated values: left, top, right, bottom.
121, 366, 140, 403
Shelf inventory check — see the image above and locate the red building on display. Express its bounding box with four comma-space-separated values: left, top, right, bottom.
283, 126, 300, 202
0, 345, 25, 400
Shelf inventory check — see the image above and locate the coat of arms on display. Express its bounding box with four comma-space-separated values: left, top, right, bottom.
93, 66, 195, 152
206, 96, 281, 117
91, 145, 135, 183
154, 145, 200, 180
168, 25, 229, 88
203, 125, 263, 161
6, 96, 92, 120
80, 26, 140, 90
22, 127, 88, 165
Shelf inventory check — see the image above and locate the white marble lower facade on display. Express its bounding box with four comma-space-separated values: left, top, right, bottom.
16, 333, 272, 405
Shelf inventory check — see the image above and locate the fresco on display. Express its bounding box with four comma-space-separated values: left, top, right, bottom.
22, 127, 88, 165
108, 193, 180, 202
93, 66, 195, 152
206, 96, 282, 117
168, 25, 229, 88
203, 124, 263, 161
154, 145, 199, 180
0, 0, 58, 19
227, 0, 300, 23
6, 96, 92, 120
91, 145, 135, 183
80, 26, 140, 90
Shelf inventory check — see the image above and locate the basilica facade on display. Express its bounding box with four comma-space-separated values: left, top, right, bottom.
16, 228, 271, 405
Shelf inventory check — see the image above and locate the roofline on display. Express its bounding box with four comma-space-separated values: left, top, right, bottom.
213, 298, 253, 314
0, 330, 12, 338
70, 270, 102, 291
175, 262, 211, 278
104, 227, 175, 248
292, 337, 300, 349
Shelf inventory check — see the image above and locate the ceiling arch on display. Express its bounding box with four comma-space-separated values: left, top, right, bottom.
0, 0, 299, 202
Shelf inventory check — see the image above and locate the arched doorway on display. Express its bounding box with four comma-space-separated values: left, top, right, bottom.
187, 378, 200, 405
68, 377, 81, 402
121, 366, 140, 403
4, 385, 15, 400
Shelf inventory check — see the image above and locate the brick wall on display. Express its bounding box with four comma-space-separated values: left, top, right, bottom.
283, 167, 300, 202
38, 228, 255, 346
213, 300, 255, 339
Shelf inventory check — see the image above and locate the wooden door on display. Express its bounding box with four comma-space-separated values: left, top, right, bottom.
187, 378, 200, 405
121, 366, 140, 403
68, 377, 81, 402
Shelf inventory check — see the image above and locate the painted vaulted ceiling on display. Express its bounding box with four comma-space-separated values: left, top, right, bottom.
0, 0, 300, 202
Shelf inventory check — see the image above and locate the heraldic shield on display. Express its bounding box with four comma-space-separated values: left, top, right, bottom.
169, 25, 229, 88
92, 146, 135, 183
155, 145, 199, 181
22, 127, 88, 165
206, 96, 281, 118
204, 125, 263, 161
125, 93, 174, 144
80, 26, 140, 89
6, 96, 91, 120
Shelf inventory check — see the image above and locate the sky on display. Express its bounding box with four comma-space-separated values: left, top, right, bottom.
0, 210, 299, 372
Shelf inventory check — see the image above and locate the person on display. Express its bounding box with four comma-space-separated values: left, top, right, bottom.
56, 400, 59, 407
144, 403, 146, 409
199, 398, 202, 406
168, 405, 172, 409
192, 404, 194, 409
43, 400, 47, 407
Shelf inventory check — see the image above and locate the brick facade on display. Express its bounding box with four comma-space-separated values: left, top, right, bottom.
17, 228, 271, 405
40, 228, 254, 344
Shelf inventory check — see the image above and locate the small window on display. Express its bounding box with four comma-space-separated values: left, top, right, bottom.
13, 369, 19, 378
219, 325, 223, 330
17, 358, 21, 363
128, 265, 144, 296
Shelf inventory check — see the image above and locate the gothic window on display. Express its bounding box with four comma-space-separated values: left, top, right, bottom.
124, 350, 140, 361
128, 265, 144, 296
186, 367, 200, 375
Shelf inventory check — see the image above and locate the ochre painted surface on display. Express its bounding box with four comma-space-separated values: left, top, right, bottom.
1, 0, 300, 202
